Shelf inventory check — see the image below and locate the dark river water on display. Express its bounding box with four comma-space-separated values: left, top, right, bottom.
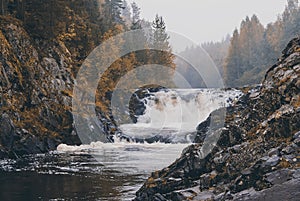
0, 142, 188, 201
0, 153, 145, 201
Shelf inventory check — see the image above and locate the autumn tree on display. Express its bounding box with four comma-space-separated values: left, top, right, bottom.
224, 29, 241, 87
224, 15, 267, 86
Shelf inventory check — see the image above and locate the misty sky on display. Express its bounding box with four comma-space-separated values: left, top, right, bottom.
129, 0, 287, 44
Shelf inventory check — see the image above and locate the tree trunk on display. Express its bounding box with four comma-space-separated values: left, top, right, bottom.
16, 0, 25, 20
0, 0, 8, 15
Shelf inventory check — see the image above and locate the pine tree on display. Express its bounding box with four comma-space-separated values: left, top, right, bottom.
151, 15, 168, 50
148, 15, 175, 84
102, 0, 125, 33
131, 1, 141, 30
121, 0, 131, 27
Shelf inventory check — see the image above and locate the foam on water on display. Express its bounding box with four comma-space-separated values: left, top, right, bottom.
57, 142, 189, 173
57, 88, 242, 172
120, 88, 242, 142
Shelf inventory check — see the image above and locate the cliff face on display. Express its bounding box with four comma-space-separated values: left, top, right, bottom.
134, 38, 300, 200
0, 0, 126, 158
0, 16, 82, 158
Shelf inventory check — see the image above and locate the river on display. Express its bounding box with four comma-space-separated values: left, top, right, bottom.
0, 89, 242, 200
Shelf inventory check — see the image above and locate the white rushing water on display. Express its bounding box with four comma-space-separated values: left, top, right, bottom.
120, 88, 242, 142
57, 88, 242, 200
57, 142, 189, 174
58, 88, 242, 171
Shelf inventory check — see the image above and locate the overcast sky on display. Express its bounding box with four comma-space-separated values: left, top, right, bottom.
129, 0, 287, 44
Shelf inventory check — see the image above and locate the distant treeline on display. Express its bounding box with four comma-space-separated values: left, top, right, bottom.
179, 0, 300, 87
224, 0, 300, 87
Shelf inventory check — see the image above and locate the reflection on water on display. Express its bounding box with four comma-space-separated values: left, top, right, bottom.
0, 153, 145, 201
0, 171, 142, 201
0, 143, 189, 201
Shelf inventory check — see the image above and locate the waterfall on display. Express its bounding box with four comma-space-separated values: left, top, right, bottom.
120, 88, 242, 143
57, 88, 242, 190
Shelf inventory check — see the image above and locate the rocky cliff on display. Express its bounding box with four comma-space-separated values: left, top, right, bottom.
134, 38, 300, 200
0, 15, 83, 158
0, 1, 122, 158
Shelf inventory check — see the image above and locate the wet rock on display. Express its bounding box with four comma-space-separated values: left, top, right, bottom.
129, 86, 166, 123
195, 115, 211, 143
187, 190, 214, 201
152, 193, 170, 201
293, 131, 300, 146
116, 133, 174, 144
265, 169, 293, 185
232, 179, 300, 201
262, 155, 280, 169
138, 135, 173, 144
0, 114, 15, 150
293, 169, 300, 179
199, 171, 218, 190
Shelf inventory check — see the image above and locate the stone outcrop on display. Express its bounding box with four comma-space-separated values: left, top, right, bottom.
0, 16, 81, 158
0, 11, 121, 158
134, 38, 300, 201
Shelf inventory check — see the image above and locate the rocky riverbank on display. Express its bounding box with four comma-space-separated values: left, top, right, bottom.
134, 38, 300, 200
